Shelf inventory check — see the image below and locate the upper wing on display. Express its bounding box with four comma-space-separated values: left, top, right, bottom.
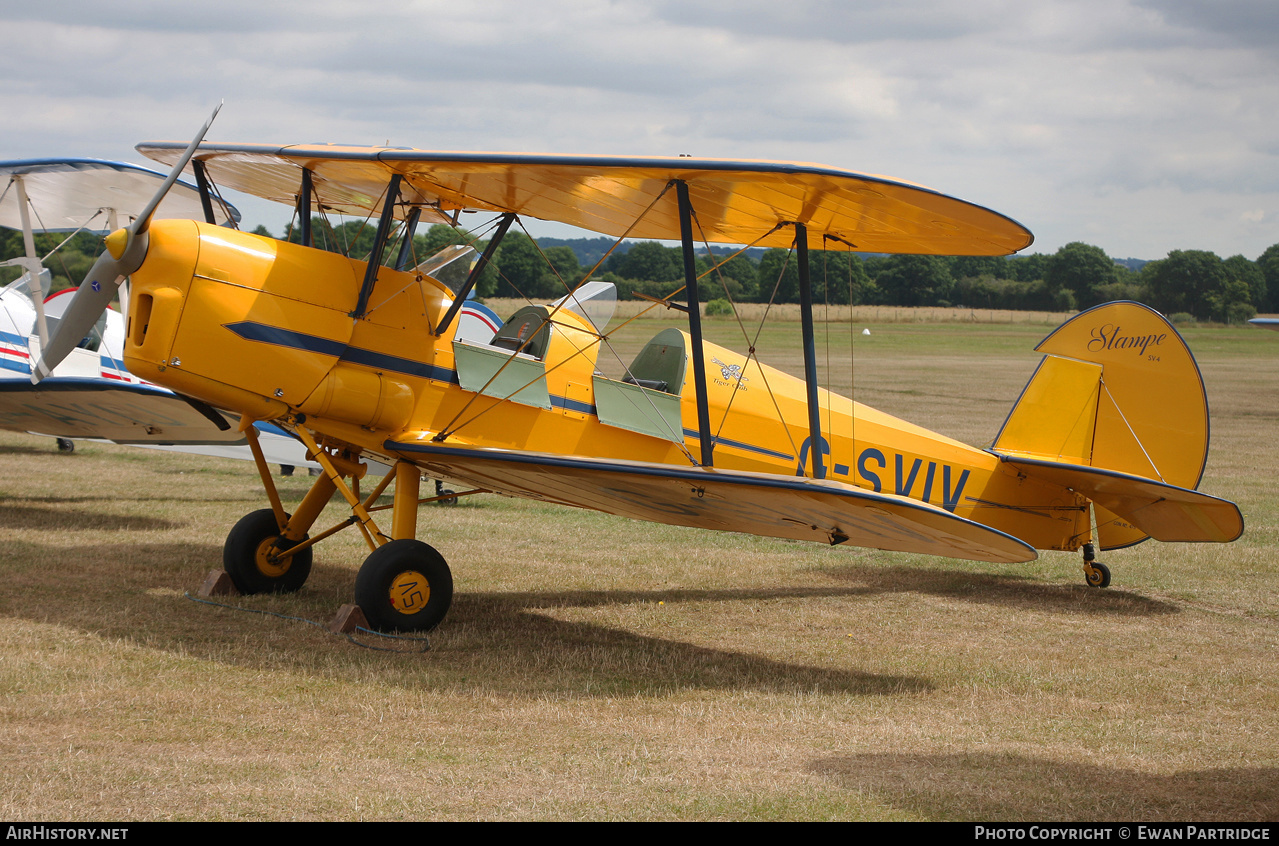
384, 438, 1037, 564
0, 158, 238, 232
137, 144, 1033, 255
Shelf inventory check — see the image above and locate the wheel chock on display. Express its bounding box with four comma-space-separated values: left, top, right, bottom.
330, 603, 369, 634
198, 570, 239, 597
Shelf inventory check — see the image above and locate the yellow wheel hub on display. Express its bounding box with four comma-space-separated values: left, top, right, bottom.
254, 538, 292, 578
389, 570, 430, 615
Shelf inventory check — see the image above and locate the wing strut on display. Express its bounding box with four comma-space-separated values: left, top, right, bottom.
676, 180, 714, 467
8, 175, 52, 347
795, 222, 825, 479
352, 174, 402, 319
434, 212, 515, 338
191, 160, 218, 225
394, 207, 422, 271
296, 168, 314, 247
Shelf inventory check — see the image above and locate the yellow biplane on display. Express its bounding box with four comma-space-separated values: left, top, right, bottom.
34, 113, 1244, 633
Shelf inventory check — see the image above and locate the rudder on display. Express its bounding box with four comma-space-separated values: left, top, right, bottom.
992, 302, 1214, 549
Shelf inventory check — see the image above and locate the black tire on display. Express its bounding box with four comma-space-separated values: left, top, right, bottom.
354, 539, 453, 632
434, 479, 458, 506
1085, 561, 1111, 588
56, 438, 74, 454
223, 508, 312, 594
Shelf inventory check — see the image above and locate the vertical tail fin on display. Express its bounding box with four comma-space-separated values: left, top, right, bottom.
992, 302, 1217, 549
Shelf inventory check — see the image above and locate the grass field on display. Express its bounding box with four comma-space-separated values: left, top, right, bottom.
1, 313, 1276, 821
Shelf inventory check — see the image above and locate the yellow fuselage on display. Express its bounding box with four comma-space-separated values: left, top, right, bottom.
124, 221, 1087, 551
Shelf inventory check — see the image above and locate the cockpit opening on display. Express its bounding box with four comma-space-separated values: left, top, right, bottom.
621, 328, 686, 395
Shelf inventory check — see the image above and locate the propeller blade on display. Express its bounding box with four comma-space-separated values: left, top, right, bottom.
30, 251, 125, 383
133, 100, 222, 237
29, 102, 223, 383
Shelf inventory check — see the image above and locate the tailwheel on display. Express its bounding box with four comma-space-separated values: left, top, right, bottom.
435, 479, 458, 507
354, 539, 453, 632
1081, 542, 1110, 588
1084, 561, 1111, 588
223, 508, 313, 594
56, 438, 74, 454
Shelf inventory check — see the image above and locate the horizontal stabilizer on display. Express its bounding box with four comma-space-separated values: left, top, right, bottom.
997, 456, 1243, 544
387, 438, 1038, 564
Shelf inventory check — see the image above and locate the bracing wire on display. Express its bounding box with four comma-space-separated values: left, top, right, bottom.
434, 185, 694, 455
685, 213, 803, 466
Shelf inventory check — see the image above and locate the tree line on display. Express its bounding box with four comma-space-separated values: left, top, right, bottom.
5, 219, 1275, 325
289, 218, 1272, 324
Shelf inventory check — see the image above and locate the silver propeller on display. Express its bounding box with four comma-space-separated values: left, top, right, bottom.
30, 103, 222, 383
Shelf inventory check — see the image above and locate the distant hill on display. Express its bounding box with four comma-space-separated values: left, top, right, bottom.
539, 236, 768, 267
536, 237, 620, 267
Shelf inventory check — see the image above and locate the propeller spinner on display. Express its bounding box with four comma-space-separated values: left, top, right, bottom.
30, 103, 223, 383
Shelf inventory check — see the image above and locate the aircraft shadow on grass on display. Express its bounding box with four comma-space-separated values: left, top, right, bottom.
815, 563, 1180, 617
810, 751, 1279, 821
3, 540, 1188, 699
0, 476, 255, 529
0, 500, 185, 532
0, 542, 935, 696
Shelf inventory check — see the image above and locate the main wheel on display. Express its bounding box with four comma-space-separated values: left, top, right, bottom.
223, 508, 313, 595
1084, 560, 1111, 588
354, 539, 453, 632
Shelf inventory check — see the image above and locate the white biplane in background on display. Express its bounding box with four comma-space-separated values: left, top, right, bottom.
0, 157, 321, 468
34, 111, 1244, 633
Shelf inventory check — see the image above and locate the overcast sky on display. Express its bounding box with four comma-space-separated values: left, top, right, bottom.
2, 0, 1275, 260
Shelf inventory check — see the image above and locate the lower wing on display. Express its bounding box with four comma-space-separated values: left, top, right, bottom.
386, 439, 1037, 564
0, 378, 242, 445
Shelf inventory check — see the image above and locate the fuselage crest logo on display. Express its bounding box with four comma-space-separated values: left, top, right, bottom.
711, 357, 749, 386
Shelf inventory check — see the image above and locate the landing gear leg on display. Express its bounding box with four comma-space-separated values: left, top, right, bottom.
1082, 542, 1111, 588
223, 418, 338, 594
233, 418, 455, 632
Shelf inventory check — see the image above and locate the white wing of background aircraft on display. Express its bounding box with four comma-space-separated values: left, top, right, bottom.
0, 157, 314, 467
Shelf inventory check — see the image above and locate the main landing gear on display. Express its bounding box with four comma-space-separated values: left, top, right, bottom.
1081, 542, 1111, 588
354, 539, 454, 632
223, 508, 313, 594
222, 417, 470, 632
